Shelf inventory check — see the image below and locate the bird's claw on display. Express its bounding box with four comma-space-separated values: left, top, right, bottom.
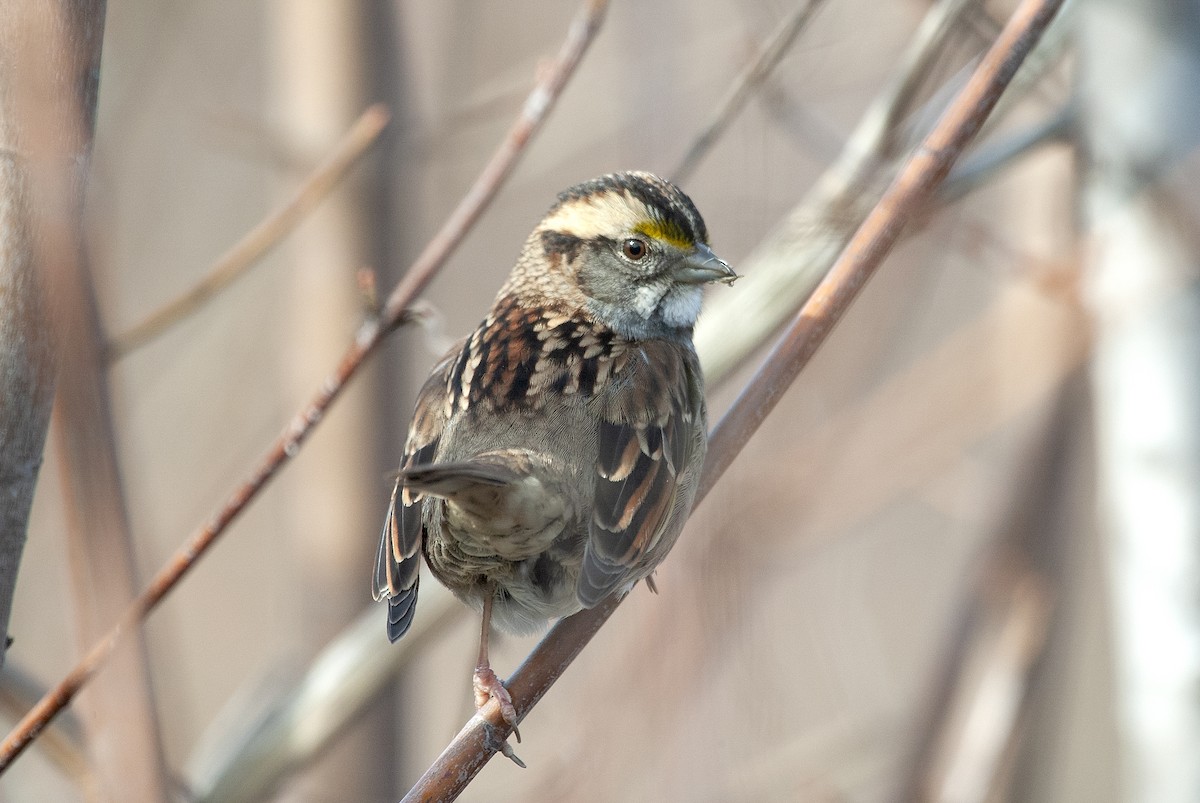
474, 665, 521, 742
483, 722, 526, 768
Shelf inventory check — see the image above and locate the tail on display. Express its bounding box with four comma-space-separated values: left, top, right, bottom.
400, 457, 525, 496
400, 450, 567, 560
400, 451, 540, 527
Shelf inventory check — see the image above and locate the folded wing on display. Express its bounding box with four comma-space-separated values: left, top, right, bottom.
578, 341, 705, 607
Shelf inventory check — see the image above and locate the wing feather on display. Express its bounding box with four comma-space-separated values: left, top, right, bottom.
578, 341, 705, 607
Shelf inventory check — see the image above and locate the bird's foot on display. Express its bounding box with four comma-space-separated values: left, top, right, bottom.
473, 664, 521, 742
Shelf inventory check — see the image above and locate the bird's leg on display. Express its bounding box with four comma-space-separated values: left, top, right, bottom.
473, 583, 521, 742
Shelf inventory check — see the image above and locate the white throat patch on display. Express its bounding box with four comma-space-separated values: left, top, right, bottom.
658, 285, 703, 328
632, 282, 701, 329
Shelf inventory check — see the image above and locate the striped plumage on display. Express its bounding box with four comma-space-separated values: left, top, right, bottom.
373, 171, 734, 732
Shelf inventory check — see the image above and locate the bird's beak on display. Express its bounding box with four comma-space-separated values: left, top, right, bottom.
673, 243, 738, 286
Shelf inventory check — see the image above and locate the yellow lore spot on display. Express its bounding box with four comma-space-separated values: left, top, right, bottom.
634, 219, 694, 250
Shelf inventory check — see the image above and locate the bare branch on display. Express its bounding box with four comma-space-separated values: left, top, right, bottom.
671, 0, 828, 184
189, 582, 461, 802
107, 103, 390, 359
52, 246, 170, 799
0, 664, 87, 786
32, 0, 172, 793
937, 103, 1073, 205
0, 0, 609, 775
895, 400, 1073, 802
400, 0, 1068, 797
694, 0, 979, 387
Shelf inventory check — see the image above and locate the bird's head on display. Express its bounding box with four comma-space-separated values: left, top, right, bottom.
507, 171, 736, 341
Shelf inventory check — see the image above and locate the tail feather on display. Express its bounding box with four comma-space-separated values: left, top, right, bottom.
385, 581, 419, 642
374, 484, 423, 641
400, 459, 524, 496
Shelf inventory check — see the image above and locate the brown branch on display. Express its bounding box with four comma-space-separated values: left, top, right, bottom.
670, 0, 828, 184
44, 12, 171, 793
894, 398, 1070, 802
107, 103, 391, 359
694, 0, 979, 387
0, 0, 609, 775
0, 664, 88, 786
52, 245, 170, 798
400, 0, 1068, 798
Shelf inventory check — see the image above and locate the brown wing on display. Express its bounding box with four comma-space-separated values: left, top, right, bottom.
578, 341, 705, 607
372, 345, 458, 642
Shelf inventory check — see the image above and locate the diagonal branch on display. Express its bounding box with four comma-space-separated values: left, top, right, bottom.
0, 0, 609, 775
693, 0, 980, 387
400, 0, 1068, 798
671, 0, 829, 184
108, 103, 390, 359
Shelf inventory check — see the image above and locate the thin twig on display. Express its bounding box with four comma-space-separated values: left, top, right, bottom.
400, 0, 1067, 798
757, 77, 845, 164
671, 0, 828, 184
694, 0, 979, 387
0, 0, 609, 775
0, 664, 88, 786
107, 104, 390, 359
937, 102, 1073, 205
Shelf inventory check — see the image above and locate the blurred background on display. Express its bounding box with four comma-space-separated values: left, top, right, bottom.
3, 0, 1197, 800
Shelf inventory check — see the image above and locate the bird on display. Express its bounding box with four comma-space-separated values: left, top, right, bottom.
372, 171, 735, 753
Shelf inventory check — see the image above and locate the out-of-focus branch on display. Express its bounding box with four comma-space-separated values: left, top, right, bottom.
937, 103, 1073, 206
401, 0, 1067, 798
108, 103, 390, 359
52, 245, 170, 801
696, 0, 1073, 388
189, 581, 460, 803
694, 0, 979, 386
671, 0, 828, 184
266, 8, 386, 796
0, 0, 609, 776
40, 1, 171, 796
895, 396, 1074, 803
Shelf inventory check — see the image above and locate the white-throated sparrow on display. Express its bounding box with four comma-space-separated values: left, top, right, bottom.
373, 171, 735, 742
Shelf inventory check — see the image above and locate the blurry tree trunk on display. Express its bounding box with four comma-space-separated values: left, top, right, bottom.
0, 1, 169, 800
267, 2, 389, 799
1079, 1, 1200, 800
0, 11, 55, 672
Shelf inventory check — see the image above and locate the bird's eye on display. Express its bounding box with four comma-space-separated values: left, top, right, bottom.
622, 238, 647, 261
